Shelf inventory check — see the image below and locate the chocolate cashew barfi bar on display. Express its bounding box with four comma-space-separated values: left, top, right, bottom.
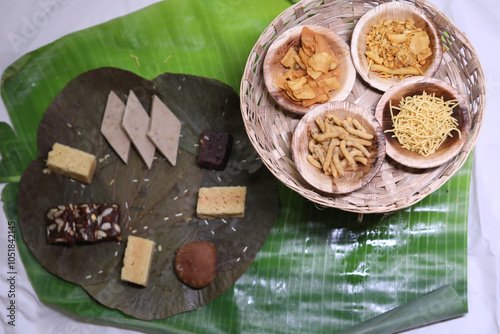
46, 203, 121, 244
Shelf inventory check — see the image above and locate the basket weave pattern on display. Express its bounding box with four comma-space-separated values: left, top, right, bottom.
240, 0, 485, 213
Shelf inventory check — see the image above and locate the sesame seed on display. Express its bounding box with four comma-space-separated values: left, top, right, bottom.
158, 245, 163, 251
67, 123, 73, 128
231, 227, 236, 232
132, 229, 137, 234
125, 202, 128, 208
144, 226, 148, 230
98, 270, 103, 274
173, 196, 178, 201
236, 257, 240, 262
86, 275, 92, 279
132, 179, 138, 183
175, 213, 183, 217
81, 184, 85, 188
243, 246, 248, 252
217, 176, 222, 182
144, 178, 150, 182
221, 218, 227, 224
77, 131, 82, 136
211, 231, 215, 235
204, 220, 209, 225
114, 251, 118, 257
184, 189, 188, 194
164, 217, 169, 221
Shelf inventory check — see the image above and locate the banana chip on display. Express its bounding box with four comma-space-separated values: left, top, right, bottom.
276, 27, 341, 107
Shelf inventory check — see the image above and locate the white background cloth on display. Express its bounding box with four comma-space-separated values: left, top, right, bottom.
0, 0, 498, 333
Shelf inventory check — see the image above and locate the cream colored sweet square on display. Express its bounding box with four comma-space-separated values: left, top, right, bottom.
46, 142, 97, 184
121, 236, 155, 287
196, 186, 247, 219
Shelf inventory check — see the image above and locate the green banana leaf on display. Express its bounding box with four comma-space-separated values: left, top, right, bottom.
1, 0, 469, 333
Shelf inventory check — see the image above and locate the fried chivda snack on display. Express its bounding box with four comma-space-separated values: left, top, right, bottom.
307, 114, 373, 180
365, 18, 432, 80
275, 27, 341, 107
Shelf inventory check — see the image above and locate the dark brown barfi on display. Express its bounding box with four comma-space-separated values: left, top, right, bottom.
46, 203, 121, 244
197, 130, 233, 171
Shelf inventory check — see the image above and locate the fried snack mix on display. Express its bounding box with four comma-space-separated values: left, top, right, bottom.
307, 114, 373, 180
276, 27, 342, 107
365, 18, 432, 79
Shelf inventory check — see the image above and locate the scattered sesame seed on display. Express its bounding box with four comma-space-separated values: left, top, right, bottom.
242, 159, 247, 163
128, 216, 131, 221
158, 245, 163, 251
243, 246, 248, 252
67, 123, 73, 128
175, 213, 183, 217
86, 275, 92, 279
194, 144, 199, 147
98, 270, 103, 274
204, 220, 209, 225
211, 231, 215, 235
221, 218, 227, 224
70, 179, 75, 183
132, 179, 138, 183
164, 217, 169, 221
77, 131, 82, 136
178, 85, 182, 90
236, 257, 241, 262
132, 229, 137, 234
125, 202, 129, 208
173, 196, 178, 201
184, 189, 188, 194
114, 251, 118, 257
144, 226, 148, 230
236, 140, 241, 145
231, 227, 236, 232
81, 184, 85, 188
109, 179, 115, 185
217, 176, 222, 182
144, 178, 150, 182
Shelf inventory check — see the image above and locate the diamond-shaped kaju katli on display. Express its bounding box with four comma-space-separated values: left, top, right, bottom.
147, 95, 181, 166
101, 91, 131, 164
122, 90, 156, 169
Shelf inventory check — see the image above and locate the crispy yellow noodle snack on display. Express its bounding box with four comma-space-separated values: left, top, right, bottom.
386, 91, 461, 156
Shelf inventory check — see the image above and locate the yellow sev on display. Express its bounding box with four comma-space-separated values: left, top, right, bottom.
386, 91, 461, 156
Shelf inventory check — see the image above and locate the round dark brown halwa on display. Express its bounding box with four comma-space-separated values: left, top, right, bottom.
175, 241, 217, 288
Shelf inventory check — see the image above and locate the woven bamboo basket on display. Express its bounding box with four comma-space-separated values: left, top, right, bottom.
240, 0, 485, 213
